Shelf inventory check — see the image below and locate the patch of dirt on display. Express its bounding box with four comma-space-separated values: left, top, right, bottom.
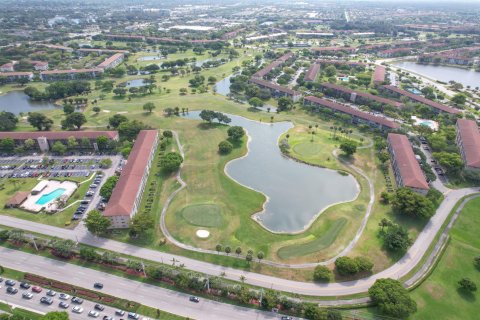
424, 282, 445, 300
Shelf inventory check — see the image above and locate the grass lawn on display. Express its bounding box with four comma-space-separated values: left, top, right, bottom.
410, 197, 480, 319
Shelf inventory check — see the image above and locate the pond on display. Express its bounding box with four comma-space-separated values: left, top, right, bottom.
183, 111, 360, 233
393, 61, 480, 88
0, 91, 58, 115
137, 55, 164, 61
214, 74, 235, 96
123, 79, 148, 88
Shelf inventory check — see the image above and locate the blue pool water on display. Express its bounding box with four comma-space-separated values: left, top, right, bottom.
35, 188, 66, 205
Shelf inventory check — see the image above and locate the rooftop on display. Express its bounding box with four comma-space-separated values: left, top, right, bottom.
40, 68, 103, 75
304, 63, 320, 82
457, 119, 480, 169
0, 130, 118, 140
250, 77, 300, 96
97, 53, 124, 69
321, 83, 403, 108
388, 133, 429, 190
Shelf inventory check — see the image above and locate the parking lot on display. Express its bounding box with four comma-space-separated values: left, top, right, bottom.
0, 277, 148, 320
0, 154, 123, 224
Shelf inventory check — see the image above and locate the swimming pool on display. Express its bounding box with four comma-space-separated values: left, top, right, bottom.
35, 188, 66, 205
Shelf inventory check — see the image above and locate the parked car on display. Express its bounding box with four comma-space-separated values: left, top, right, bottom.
72, 306, 84, 314
59, 293, 71, 300
88, 311, 100, 318
115, 310, 125, 316
22, 292, 33, 299
189, 296, 200, 303
20, 282, 31, 289
5, 279, 15, 286
32, 286, 42, 293
127, 313, 140, 319
40, 297, 53, 305
59, 301, 69, 309
94, 283, 104, 290
6, 286, 18, 294
72, 297, 84, 304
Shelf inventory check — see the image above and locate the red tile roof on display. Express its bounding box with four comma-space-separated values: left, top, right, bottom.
457, 119, 480, 169
97, 53, 124, 69
78, 48, 129, 54
316, 59, 365, 67
373, 65, 386, 84
304, 63, 320, 81
388, 133, 429, 190
321, 83, 403, 108
252, 52, 294, 78
304, 96, 400, 129
40, 68, 103, 75
0, 72, 33, 77
312, 46, 356, 52
382, 85, 459, 114
0, 131, 119, 140
250, 77, 300, 96
103, 130, 158, 217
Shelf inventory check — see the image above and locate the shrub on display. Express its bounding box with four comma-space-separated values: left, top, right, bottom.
218, 140, 233, 154
313, 265, 332, 282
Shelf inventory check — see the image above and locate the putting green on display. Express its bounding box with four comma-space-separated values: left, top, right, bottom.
180, 203, 224, 228
292, 142, 323, 157
277, 218, 347, 260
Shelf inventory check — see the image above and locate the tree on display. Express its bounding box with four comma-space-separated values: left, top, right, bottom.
96, 136, 109, 150
227, 126, 245, 141
159, 152, 183, 172
92, 106, 101, 114
325, 65, 337, 77
99, 158, 112, 168
40, 311, 69, 320
85, 210, 111, 235
27, 112, 53, 131
451, 93, 467, 105
432, 152, 463, 175
277, 97, 293, 112
163, 130, 173, 140
368, 278, 417, 318
99, 176, 119, 200
49, 239, 76, 258
51, 141, 67, 155
235, 247, 242, 256
354, 256, 374, 272
248, 97, 264, 109
335, 257, 359, 276
61, 112, 87, 130
224, 246, 231, 255
339, 140, 357, 157
118, 120, 148, 141
474, 256, 480, 270
313, 265, 332, 282
458, 278, 477, 292
79, 247, 99, 261
392, 188, 435, 219
257, 251, 264, 262
130, 213, 154, 237
0, 138, 15, 152
215, 244, 223, 254
218, 140, 233, 154
63, 104, 75, 114
199, 109, 216, 123
0, 111, 18, 131
67, 136, 78, 149
143, 102, 156, 113
113, 88, 127, 96
24, 138, 35, 150
108, 114, 128, 129
383, 224, 412, 251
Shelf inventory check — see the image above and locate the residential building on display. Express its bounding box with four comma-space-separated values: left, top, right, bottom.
252, 52, 294, 79
304, 63, 320, 82
372, 65, 386, 86
377, 48, 412, 58
0, 72, 34, 82
304, 96, 400, 131
311, 47, 357, 55
32, 61, 49, 71
0, 131, 119, 152
320, 83, 403, 109
316, 59, 365, 67
387, 133, 430, 194
97, 53, 125, 69
456, 119, 480, 170
39, 68, 103, 81
381, 85, 459, 114
250, 78, 301, 102
0, 62, 15, 72
103, 130, 159, 228
77, 48, 129, 55
245, 33, 287, 42
296, 32, 334, 38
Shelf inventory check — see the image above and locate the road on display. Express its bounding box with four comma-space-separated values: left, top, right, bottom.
2, 183, 478, 297
0, 247, 281, 320
0, 276, 129, 320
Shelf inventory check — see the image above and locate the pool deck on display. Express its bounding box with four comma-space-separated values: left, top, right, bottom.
21, 180, 77, 213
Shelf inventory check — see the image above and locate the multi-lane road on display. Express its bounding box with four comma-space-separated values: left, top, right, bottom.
0, 247, 282, 320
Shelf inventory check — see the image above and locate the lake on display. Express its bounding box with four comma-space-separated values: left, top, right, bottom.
183, 111, 360, 233
137, 55, 164, 61
123, 79, 148, 88
393, 61, 480, 88
0, 91, 58, 115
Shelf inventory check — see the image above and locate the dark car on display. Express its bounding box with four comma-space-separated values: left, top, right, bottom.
94, 283, 104, 289
71, 297, 84, 304
5, 279, 15, 286
59, 301, 69, 309
94, 304, 105, 311
40, 297, 53, 305
20, 282, 31, 289
127, 313, 140, 320
6, 286, 18, 294
189, 296, 200, 303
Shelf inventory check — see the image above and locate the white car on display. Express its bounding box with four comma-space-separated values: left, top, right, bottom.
88, 311, 100, 318
59, 293, 70, 300
72, 306, 84, 314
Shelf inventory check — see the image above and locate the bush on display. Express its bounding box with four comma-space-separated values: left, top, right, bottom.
354, 256, 373, 272
218, 140, 233, 154
159, 152, 183, 172
99, 176, 119, 200
458, 278, 477, 292
313, 265, 332, 282
369, 278, 417, 318
335, 257, 358, 276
